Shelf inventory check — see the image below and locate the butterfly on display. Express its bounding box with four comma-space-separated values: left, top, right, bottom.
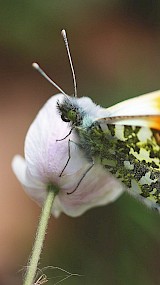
57, 90, 160, 211
33, 30, 160, 212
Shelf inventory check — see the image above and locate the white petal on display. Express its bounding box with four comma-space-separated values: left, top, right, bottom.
12, 155, 47, 203
12, 155, 66, 217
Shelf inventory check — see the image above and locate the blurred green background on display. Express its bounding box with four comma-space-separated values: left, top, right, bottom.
0, 1, 160, 284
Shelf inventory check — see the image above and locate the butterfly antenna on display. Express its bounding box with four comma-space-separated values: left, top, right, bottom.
32, 62, 67, 96
61, 29, 77, 97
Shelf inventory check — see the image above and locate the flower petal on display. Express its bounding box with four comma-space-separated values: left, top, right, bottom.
12, 155, 45, 200
12, 155, 63, 217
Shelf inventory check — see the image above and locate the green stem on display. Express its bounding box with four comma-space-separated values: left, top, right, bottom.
23, 184, 59, 285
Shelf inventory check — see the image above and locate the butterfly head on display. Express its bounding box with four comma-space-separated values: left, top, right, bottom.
57, 96, 84, 126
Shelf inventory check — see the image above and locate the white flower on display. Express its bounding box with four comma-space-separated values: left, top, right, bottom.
12, 94, 123, 217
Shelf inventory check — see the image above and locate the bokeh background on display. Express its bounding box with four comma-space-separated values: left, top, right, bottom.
0, 1, 160, 284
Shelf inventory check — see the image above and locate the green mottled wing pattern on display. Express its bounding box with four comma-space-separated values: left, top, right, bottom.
79, 122, 160, 210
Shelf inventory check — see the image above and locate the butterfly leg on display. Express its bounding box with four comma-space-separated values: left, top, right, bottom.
67, 160, 94, 195
56, 127, 73, 142
59, 138, 95, 194
59, 138, 82, 177
59, 138, 72, 177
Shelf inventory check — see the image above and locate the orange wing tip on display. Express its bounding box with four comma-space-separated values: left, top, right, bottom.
148, 116, 160, 130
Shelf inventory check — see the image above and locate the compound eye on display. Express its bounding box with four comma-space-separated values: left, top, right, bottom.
61, 114, 70, 122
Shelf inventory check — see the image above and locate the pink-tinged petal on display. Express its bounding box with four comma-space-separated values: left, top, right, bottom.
12, 155, 46, 201
12, 155, 63, 217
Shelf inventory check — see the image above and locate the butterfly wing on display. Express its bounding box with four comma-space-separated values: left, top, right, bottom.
97, 115, 160, 131
93, 122, 160, 211
93, 91, 160, 211
104, 90, 160, 117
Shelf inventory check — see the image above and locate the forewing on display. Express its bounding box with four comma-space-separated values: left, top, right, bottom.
97, 115, 160, 131
98, 90, 160, 117
96, 90, 160, 130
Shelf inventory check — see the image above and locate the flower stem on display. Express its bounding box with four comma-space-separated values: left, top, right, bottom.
23, 184, 59, 285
